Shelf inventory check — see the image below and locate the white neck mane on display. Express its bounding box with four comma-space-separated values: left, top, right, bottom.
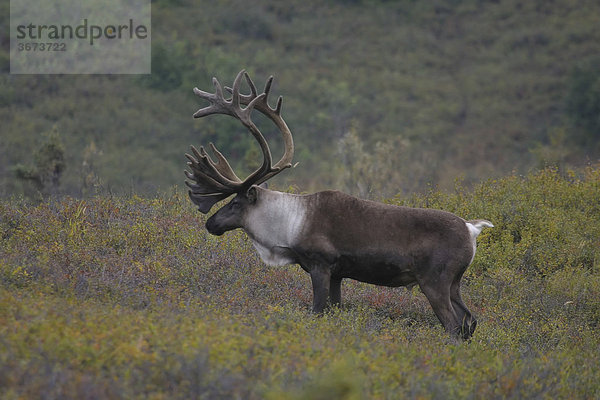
243, 190, 307, 266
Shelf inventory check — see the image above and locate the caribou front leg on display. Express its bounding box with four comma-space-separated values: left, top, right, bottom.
308, 265, 332, 313
329, 277, 342, 308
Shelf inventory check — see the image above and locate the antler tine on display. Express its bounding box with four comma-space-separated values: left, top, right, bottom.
195, 145, 237, 181
185, 170, 231, 194
263, 76, 274, 103
192, 70, 247, 119
185, 144, 242, 186
192, 82, 226, 118
206, 143, 242, 183
225, 73, 275, 110
230, 69, 245, 110
244, 71, 258, 98
213, 76, 224, 99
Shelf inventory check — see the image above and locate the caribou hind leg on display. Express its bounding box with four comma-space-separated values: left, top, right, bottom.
448, 261, 477, 340
417, 274, 462, 338
450, 279, 477, 340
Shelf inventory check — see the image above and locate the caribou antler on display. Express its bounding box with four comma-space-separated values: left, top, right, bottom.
185, 70, 294, 213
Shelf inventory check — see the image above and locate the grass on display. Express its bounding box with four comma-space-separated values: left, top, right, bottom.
1, 166, 599, 399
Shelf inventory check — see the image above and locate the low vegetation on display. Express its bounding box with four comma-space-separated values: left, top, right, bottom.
1, 166, 599, 399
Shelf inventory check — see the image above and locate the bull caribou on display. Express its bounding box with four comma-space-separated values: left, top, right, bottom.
185, 70, 493, 340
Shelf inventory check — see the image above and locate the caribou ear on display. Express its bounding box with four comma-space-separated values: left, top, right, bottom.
246, 186, 259, 204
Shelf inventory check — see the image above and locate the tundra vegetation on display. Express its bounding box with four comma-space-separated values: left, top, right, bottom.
2, 0, 600, 397
2, 0, 600, 198
1, 166, 599, 399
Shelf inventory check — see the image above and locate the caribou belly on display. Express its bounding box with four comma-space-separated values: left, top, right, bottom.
336, 253, 417, 287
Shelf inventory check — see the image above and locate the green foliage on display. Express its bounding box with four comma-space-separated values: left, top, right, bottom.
12, 126, 66, 200
335, 125, 426, 199
3, 0, 600, 198
139, 43, 186, 91
566, 58, 600, 143
80, 141, 104, 197
1, 166, 599, 398
213, 1, 277, 41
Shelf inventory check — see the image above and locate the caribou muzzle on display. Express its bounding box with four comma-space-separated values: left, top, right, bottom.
205, 215, 227, 236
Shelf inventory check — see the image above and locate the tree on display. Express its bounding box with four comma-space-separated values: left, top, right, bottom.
335, 125, 410, 199
13, 126, 66, 199
81, 140, 103, 197
566, 59, 600, 143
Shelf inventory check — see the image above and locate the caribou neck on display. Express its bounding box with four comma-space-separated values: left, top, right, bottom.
242, 188, 307, 266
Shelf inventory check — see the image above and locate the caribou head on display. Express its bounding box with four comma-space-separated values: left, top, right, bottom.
204, 185, 260, 236
185, 70, 294, 234
186, 70, 493, 341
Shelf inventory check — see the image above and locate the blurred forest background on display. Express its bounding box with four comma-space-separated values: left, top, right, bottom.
1, 0, 600, 200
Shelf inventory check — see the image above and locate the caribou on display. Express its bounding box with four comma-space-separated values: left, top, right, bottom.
185, 70, 493, 340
